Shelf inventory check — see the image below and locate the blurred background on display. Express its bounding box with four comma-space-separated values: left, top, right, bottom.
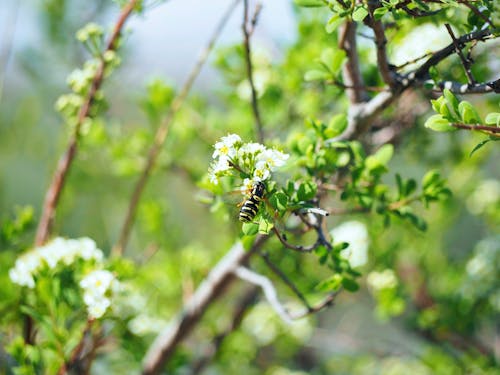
1, 0, 499, 374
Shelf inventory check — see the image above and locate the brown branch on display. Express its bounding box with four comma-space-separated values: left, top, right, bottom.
445, 24, 476, 84
56, 319, 94, 375
260, 251, 312, 310
272, 226, 317, 253
451, 122, 500, 135
28, 0, 139, 345
457, 0, 496, 28
189, 286, 259, 375
242, 0, 265, 143
112, 0, 241, 257
338, 21, 366, 103
141, 235, 269, 375
35, 0, 138, 247
326, 79, 387, 92
433, 79, 498, 94
289, 291, 340, 319
367, 1, 395, 89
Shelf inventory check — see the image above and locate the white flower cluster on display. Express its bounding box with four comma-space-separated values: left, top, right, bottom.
209, 134, 289, 190
366, 269, 398, 292
9, 237, 103, 288
330, 221, 369, 268
9, 237, 119, 320
80, 270, 120, 319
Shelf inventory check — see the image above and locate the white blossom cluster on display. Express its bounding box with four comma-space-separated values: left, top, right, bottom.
9, 237, 119, 319
366, 269, 398, 292
209, 134, 289, 192
330, 221, 369, 268
80, 270, 121, 319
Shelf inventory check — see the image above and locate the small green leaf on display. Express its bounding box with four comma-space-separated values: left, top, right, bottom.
458, 101, 481, 124
326, 114, 348, 138
373, 7, 388, 19
294, 0, 325, 7
443, 89, 459, 117
341, 277, 360, 292
258, 218, 274, 234
325, 14, 343, 34
304, 69, 331, 82
269, 192, 288, 212
352, 6, 369, 21
373, 144, 394, 166
297, 181, 317, 201
470, 138, 492, 157
316, 274, 343, 292
242, 222, 259, 235
485, 112, 500, 126
424, 114, 455, 132
422, 169, 441, 189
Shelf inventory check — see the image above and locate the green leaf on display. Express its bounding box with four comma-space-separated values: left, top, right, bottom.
258, 217, 274, 234
373, 144, 394, 166
422, 169, 441, 189
326, 114, 348, 138
297, 181, 317, 201
443, 89, 459, 117
352, 6, 369, 21
294, 0, 325, 7
320, 49, 346, 75
485, 112, 500, 126
373, 7, 388, 19
304, 69, 331, 82
325, 14, 343, 34
269, 192, 288, 212
458, 101, 481, 124
469, 138, 492, 157
316, 274, 343, 292
341, 277, 360, 292
424, 114, 455, 132
242, 222, 259, 235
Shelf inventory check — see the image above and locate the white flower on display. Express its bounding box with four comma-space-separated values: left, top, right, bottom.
239, 142, 266, 155
212, 134, 241, 160
80, 270, 115, 295
367, 269, 398, 292
253, 165, 271, 181
78, 237, 104, 261
256, 148, 289, 171
87, 297, 111, 319
209, 157, 232, 185
240, 178, 256, 195
330, 221, 369, 268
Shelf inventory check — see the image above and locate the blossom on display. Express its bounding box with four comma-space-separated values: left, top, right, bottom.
208, 157, 231, 185
80, 269, 118, 319
253, 165, 271, 181
330, 221, 369, 268
256, 148, 289, 171
212, 134, 241, 160
240, 178, 256, 195
366, 269, 398, 292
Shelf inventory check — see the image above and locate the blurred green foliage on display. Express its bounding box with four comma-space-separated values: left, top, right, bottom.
0, 0, 499, 374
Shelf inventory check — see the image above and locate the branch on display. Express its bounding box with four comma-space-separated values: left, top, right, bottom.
189, 286, 259, 375
445, 24, 476, 84
367, 1, 395, 89
433, 79, 499, 94
56, 319, 94, 375
234, 266, 293, 324
112, 0, 241, 256
141, 235, 268, 375
457, 0, 496, 28
289, 291, 339, 319
260, 251, 312, 310
338, 21, 366, 103
272, 226, 317, 253
451, 122, 500, 136
35, 0, 139, 247
242, 0, 265, 143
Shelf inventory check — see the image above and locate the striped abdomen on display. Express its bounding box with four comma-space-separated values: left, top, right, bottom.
239, 182, 265, 222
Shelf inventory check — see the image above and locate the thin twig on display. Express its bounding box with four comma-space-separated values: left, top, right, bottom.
289, 291, 339, 319
242, 0, 265, 143
451, 122, 500, 135
56, 319, 94, 375
260, 251, 312, 310
445, 24, 476, 84
28, 0, 139, 345
457, 0, 496, 28
112, 0, 241, 257
394, 52, 433, 70
35, 0, 139, 247
367, 1, 395, 89
272, 226, 317, 253
338, 21, 366, 103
